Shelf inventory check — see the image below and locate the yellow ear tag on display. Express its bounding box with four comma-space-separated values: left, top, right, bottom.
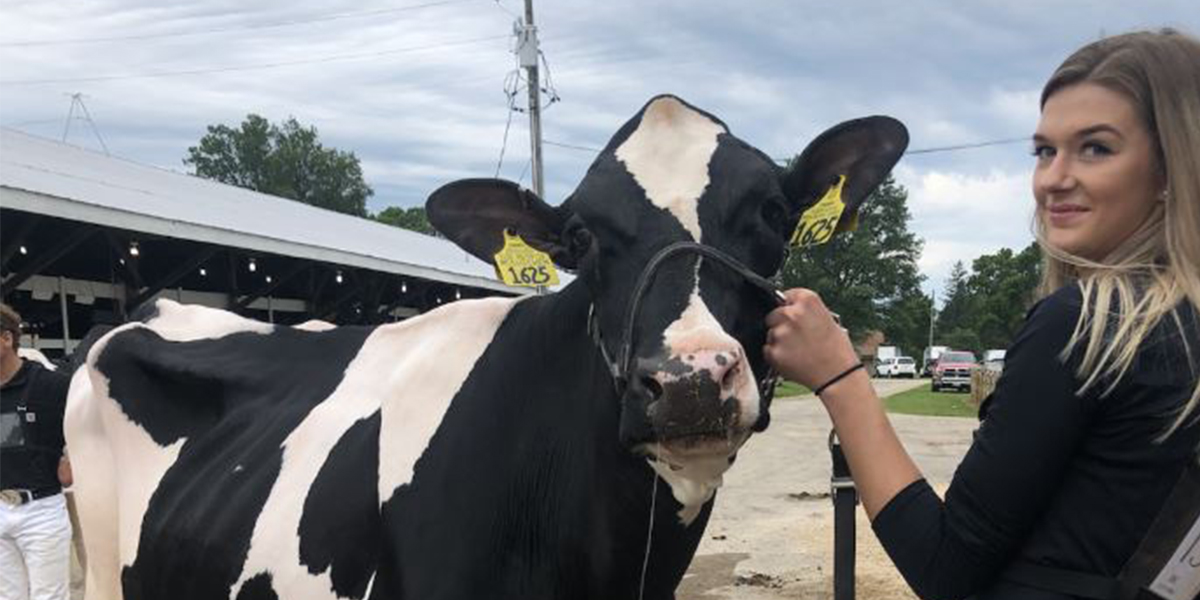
790, 175, 847, 248
493, 230, 560, 287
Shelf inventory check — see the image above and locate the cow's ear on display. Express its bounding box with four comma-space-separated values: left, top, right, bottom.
426, 178, 581, 269
782, 116, 908, 231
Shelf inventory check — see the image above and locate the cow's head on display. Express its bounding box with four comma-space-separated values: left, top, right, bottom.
429, 96, 905, 517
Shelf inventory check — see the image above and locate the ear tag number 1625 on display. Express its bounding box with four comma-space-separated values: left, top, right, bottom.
790, 175, 847, 248
493, 230, 560, 287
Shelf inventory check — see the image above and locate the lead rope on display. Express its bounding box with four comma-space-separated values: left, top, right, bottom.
637, 467, 661, 600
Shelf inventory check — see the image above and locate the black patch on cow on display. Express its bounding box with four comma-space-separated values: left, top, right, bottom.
235, 573, 278, 600
299, 410, 381, 599
108, 323, 373, 600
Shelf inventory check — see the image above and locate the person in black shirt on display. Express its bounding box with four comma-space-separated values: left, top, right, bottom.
763, 29, 1200, 600
1, 304, 73, 600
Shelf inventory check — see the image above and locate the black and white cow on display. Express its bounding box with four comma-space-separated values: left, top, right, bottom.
65, 95, 906, 600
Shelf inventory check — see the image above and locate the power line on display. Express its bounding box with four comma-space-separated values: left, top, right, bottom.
0, 0, 478, 47
491, 0, 521, 20
544, 139, 600, 153
542, 136, 1030, 159
902, 137, 1028, 155
0, 34, 510, 86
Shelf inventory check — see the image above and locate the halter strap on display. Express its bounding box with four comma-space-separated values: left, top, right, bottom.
590, 241, 787, 402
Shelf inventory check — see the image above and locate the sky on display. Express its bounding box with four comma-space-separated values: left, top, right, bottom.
2, 0, 1197, 302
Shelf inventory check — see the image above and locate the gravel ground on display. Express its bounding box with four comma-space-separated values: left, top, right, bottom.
678, 379, 978, 600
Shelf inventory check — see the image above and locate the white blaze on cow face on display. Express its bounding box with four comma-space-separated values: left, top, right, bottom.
232, 297, 519, 600
615, 96, 725, 241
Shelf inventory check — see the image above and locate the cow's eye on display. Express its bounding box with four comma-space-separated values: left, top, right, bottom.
760, 197, 787, 228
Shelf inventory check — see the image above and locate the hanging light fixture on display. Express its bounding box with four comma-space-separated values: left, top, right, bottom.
248, 258, 257, 273
129, 241, 140, 257
336, 270, 344, 284
401, 280, 407, 294
455, 289, 461, 300
265, 275, 273, 284
19, 245, 27, 255
199, 267, 208, 277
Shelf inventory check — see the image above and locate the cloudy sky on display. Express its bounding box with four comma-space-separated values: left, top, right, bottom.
2, 0, 1196, 301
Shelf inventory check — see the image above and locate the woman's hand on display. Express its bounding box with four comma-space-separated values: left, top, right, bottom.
58, 455, 73, 487
764, 288, 861, 390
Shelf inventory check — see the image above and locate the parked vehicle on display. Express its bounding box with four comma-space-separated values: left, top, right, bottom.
877, 346, 900, 362
922, 345, 948, 376
875, 357, 896, 377
983, 349, 1007, 372
932, 350, 977, 392
893, 356, 918, 378
876, 356, 918, 378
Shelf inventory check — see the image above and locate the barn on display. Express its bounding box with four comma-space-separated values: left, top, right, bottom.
0, 127, 533, 358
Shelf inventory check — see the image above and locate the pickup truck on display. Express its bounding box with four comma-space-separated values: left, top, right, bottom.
932, 351, 977, 392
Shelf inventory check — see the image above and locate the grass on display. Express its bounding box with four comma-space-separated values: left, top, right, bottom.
883, 383, 978, 418
774, 380, 811, 398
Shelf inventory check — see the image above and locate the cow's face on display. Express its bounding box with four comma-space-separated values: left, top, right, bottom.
428, 96, 905, 509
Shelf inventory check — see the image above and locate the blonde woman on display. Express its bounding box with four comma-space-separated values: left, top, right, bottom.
765, 29, 1200, 600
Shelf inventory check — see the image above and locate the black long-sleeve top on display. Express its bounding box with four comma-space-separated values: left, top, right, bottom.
872, 285, 1200, 600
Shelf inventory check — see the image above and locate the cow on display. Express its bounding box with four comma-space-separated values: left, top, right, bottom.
65, 95, 907, 600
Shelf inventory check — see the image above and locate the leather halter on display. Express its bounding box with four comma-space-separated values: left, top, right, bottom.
588, 241, 787, 405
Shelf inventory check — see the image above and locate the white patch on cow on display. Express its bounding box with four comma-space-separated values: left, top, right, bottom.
144, 298, 275, 339
232, 297, 520, 600
65, 323, 189, 600
645, 450, 733, 526
17, 347, 55, 370
661, 286, 761, 426
615, 96, 725, 241
293, 319, 337, 332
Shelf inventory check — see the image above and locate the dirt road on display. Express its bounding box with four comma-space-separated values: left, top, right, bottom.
678, 379, 977, 600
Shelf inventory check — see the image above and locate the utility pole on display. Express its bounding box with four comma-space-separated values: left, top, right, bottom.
517, 0, 544, 198
928, 288, 936, 349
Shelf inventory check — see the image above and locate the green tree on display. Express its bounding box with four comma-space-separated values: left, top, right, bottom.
937, 261, 976, 337
881, 285, 935, 362
185, 114, 373, 217
968, 242, 1042, 350
780, 175, 925, 343
374, 206, 436, 235
935, 244, 1043, 352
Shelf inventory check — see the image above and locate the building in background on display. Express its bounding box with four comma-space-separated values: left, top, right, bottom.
1, 128, 536, 358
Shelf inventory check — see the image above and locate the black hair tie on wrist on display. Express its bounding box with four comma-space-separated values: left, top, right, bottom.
813, 362, 865, 396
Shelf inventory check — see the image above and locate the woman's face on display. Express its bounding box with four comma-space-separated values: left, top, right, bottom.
1033, 82, 1163, 261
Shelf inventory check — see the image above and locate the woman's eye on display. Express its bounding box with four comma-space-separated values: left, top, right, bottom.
1080, 141, 1113, 157
1031, 145, 1055, 160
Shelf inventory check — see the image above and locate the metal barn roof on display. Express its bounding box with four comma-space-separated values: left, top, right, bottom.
0, 128, 524, 294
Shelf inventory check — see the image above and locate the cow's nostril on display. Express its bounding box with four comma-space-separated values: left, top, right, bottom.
640, 375, 664, 400
721, 360, 740, 390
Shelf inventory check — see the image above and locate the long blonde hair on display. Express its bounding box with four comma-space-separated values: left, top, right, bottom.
1036, 29, 1200, 434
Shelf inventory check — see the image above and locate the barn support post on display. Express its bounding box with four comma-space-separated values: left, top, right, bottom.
58, 275, 71, 353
